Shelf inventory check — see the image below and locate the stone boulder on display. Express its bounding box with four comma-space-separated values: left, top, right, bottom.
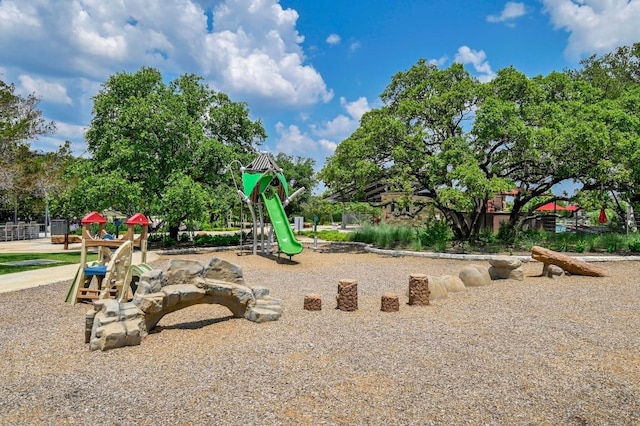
426, 275, 449, 300
165, 259, 204, 284
488, 256, 524, 281
86, 299, 146, 351
459, 265, 491, 287
204, 257, 245, 285
543, 264, 565, 279
440, 275, 466, 292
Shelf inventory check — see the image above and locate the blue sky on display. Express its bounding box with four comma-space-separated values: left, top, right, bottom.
1, 0, 640, 176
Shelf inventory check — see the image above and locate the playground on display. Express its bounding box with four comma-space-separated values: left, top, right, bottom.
1, 247, 639, 424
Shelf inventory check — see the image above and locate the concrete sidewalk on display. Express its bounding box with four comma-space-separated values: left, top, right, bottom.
0, 237, 157, 294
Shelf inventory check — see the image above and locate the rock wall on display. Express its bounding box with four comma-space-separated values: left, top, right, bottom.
86, 257, 282, 351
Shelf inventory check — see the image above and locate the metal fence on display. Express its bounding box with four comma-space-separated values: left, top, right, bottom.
1, 222, 43, 241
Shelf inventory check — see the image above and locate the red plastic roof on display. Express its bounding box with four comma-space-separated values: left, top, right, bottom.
81, 211, 107, 224
126, 213, 150, 225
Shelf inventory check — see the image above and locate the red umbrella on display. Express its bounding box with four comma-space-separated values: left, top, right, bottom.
536, 202, 568, 211
598, 207, 608, 224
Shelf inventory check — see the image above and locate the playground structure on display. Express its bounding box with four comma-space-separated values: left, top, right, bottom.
65, 211, 153, 304
235, 153, 305, 258
86, 257, 283, 351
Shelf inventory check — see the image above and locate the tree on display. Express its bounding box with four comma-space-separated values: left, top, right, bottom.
274, 153, 317, 215
0, 78, 56, 221
49, 157, 143, 221
321, 61, 511, 240
472, 68, 618, 229
569, 43, 640, 219
84, 67, 266, 239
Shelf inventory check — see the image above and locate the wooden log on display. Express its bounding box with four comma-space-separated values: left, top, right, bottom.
531, 246, 608, 277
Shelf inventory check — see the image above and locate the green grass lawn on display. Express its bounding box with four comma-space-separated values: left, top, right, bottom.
0, 252, 98, 275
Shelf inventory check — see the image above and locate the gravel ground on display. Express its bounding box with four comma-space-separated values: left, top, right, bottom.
1, 246, 639, 425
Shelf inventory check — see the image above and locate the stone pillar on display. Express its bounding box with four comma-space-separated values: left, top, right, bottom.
381, 292, 399, 312
408, 273, 430, 306
336, 279, 358, 311
304, 293, 322, 311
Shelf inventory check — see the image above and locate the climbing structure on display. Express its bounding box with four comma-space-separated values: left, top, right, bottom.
65, 211, 152, 304
236, 153, 305, 258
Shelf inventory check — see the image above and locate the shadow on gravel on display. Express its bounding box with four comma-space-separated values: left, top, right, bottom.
152, 315, 235, 332
316, 243, 367, 254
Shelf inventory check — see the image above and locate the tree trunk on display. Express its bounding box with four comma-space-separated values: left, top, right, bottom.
169, 225, 180, 241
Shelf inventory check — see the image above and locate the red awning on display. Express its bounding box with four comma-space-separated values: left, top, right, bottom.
536, 202, 568, 212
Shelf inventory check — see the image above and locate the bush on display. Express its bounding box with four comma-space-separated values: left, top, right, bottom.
349, 225, 415, 249
416, 221, 453, 252
349, 225, 379, 245
316, 230, 349, 242
193, 233, 241, 246
628, 237, 640, 253
477, 229, 497, 245
497, 222, 516, 245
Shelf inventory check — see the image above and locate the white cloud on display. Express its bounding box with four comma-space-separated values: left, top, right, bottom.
319, 139, 337, 152
350, 41, 361, 52
200, 0, 333, 105
341, 97, 369, 121
18, 75, 72, 104
454, 46, 496, 82
54, 121, 86, 140
275, 122, 319, 155
326, 34, 341, 45
311, 97, 370, 139
276, 96, 371, 158
487, 2, 527, 23
428, 56, 449, 66
542, 0, 640, 59
0, 1, 40, 29
0, 0, 332, 106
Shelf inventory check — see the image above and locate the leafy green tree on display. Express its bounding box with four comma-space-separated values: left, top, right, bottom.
569, 43, 640, 219
162, 173, 208, 233
0, 78, 56, 221
473, 67, 618, 228
299, 196, 338, 225
0, 79, 55, 158
274, 153, 317, 215
321, 61, 511, 240
84, 67, 266, 239
49, 157, 143, 221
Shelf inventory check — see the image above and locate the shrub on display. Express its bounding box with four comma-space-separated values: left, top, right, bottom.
417, 221, 453, 252
349, 225, 415, 249
477, 229, 497, 245
628, 237, 640, 253
349, 225, 379, 245
315, 230, 349, 242
497, 222, 516, 245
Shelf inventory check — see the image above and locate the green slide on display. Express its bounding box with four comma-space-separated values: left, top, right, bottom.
261, 193, 303, 257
